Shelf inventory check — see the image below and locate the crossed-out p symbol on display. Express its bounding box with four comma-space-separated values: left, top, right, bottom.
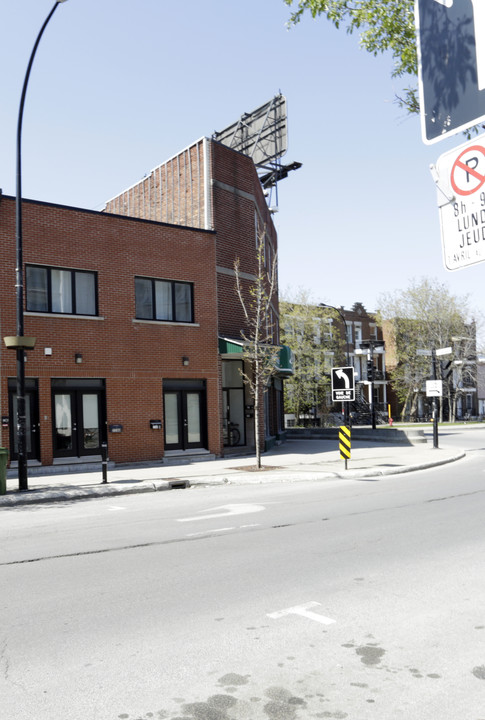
450, 146, 485, 196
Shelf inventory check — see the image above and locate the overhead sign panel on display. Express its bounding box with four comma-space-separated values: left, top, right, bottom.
434, 133, 485, 269
416, 0, 485, 144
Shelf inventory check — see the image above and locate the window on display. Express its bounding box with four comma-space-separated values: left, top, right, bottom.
354, 323, 362, 346
135, 277, 194, 323
346, 322, 353, 344
323, 318, 333, 341
26, 265, 97, 316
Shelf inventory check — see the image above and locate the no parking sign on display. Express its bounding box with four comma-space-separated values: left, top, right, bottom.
434, 135, 485, 270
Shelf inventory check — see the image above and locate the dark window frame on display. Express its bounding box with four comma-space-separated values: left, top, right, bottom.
135, 276, 194, 323
25, 264, 98, 316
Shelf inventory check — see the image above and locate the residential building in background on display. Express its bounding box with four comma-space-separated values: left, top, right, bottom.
282, 301, 387, 426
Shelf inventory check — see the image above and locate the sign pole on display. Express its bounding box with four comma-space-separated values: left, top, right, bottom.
431, 349, 439, 449
339, 425, 351, 470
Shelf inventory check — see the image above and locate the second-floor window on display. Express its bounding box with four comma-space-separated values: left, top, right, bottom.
135, 277, 194, 323
26, 265, 97, 316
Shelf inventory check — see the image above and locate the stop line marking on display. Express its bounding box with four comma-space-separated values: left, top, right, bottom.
268, 601, 336, 626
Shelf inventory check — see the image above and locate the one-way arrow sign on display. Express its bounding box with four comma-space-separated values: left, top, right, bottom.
331, 366, 355, 402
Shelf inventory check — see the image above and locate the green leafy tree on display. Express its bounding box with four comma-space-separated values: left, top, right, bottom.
377, 278, 479, 420
284, 0, 419, 114
280, 291, 345, 425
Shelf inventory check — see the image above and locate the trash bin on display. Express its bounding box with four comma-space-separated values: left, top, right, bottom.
0, 447, 8, 495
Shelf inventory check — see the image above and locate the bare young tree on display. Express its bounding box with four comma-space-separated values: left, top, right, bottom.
235, 232, 280, 469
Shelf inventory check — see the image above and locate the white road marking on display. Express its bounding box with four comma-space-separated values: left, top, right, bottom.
186, 527, 235, 537
185, 523, 261, 538
267, 601, 336, 626
177, 503, 265, 523
107, 506, 127, 511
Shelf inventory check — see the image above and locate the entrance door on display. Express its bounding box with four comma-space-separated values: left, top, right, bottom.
163, 381, 206, 451
52, 389, 104, 458
8, 379, 40, 462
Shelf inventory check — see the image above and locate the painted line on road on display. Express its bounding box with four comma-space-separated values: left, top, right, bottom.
268, 601, 336, 626
185, 523, 261, 538
177, 503, 265, 523
185, 527, 235, 537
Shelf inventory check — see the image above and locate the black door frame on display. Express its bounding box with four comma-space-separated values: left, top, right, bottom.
51, 379, 106, 458
8, 378, 40, 462
163, 380, 207, 451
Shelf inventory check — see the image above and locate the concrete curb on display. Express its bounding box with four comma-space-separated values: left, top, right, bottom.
0, 451, 466, 507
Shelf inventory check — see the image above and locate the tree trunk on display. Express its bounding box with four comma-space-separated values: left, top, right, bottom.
254, 358, 261, 469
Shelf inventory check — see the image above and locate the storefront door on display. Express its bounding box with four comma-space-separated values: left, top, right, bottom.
8, 379, 40, 462
163, 380, 206, 451
51, 380, 105, 458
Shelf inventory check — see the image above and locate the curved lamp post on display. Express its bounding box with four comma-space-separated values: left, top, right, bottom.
319, 303, 350, 365
320, 303, 351, 425
5, 1, 69, 491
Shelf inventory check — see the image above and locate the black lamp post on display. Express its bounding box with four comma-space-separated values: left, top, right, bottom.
4, 1, 69, 491
359, 339, 385, 430
320, 303, 351, 425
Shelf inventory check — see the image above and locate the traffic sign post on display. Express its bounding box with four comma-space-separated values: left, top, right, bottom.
426, 380, 443, 397
416, 0, 485, 144
331, 367, 355, 402
339, 425, 351, 470
433, 134, 485, 270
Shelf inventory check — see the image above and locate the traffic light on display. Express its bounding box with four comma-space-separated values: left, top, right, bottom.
367, 359, 374, 381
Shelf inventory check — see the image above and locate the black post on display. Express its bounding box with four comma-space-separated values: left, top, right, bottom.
320, 303, 351, 427
369, 345, 376, 430
431, 348, 439, 449
14, 2, 66, 491
101, 441, 108, 484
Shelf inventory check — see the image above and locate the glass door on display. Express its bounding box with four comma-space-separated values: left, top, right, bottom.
185, 392, 202, 448
52, 388, 103, 458
163, 383, 206, 451
8, 380, 40, 461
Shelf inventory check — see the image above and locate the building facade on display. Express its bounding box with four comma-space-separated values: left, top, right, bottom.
282, 301, 387, 426
0, 139, 288, 469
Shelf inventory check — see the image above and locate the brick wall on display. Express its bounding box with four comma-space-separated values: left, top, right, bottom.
0, 195, 220, 464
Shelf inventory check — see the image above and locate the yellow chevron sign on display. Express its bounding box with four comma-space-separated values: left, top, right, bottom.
339, 425, 351, 460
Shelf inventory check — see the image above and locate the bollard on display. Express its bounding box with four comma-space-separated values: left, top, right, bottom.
0, 447, 8, 495
101, 441, 108, 484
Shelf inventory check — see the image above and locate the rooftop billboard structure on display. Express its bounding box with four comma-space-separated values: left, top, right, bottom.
213, 94, 288, 174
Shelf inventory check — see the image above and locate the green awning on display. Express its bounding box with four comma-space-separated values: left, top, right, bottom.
218, 337, 293, 376
218, 337, 245, 355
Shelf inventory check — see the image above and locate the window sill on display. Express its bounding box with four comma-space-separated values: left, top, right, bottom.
25, 312, 104, 320
133, 319, 200, 327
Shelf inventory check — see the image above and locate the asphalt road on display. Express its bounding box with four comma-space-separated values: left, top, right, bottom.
1, 428, 485, 720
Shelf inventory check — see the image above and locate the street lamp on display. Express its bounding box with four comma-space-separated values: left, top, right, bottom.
359, 339, 385, 430
320, 303, 351, 425
319, 303, 350, 366
4, 1, 69, 492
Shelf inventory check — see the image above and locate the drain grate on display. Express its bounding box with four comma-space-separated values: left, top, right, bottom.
168, 479, 190, 490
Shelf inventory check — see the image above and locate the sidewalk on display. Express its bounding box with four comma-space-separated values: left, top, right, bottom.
0, 437, 465, 507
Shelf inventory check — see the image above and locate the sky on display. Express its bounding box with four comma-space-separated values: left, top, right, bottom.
1, 0, 483, 327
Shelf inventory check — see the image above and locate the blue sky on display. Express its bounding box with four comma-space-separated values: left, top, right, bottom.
1, 0, 483, 327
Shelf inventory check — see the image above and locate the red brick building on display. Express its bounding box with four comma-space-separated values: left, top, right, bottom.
0, 139, 288, 469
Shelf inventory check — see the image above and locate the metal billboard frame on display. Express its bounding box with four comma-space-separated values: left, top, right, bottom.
213, 94, 288, 170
